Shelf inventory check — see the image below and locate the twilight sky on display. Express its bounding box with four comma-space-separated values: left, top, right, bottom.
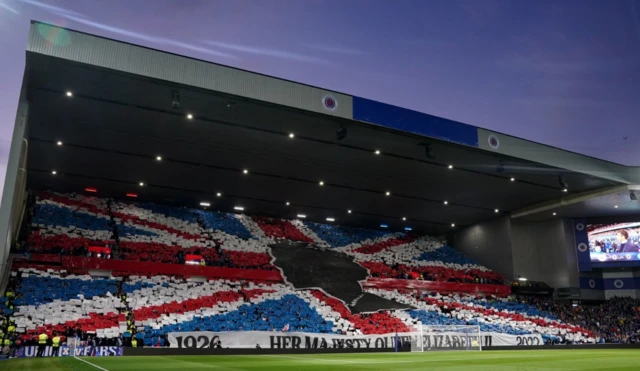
1, 0, 640, 198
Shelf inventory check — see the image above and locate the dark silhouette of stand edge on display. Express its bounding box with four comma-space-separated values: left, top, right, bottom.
270, 241, 414, 314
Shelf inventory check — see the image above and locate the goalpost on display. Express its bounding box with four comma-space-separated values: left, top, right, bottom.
410, 323, 482, 352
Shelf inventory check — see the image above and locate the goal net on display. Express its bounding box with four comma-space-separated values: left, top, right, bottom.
410, 323, 482, 352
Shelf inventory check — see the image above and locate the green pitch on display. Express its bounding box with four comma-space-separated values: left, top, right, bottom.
3, 349, 640, 370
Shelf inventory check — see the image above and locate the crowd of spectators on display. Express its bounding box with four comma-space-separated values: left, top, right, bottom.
20, 191, 508, 285
0, 270, 170, 357
360, 261, 504, 284
526, 297, 640, 344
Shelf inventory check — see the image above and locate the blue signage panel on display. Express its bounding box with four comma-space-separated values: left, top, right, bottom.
352, 97, 479, 147
574, 219, 592, 272
580, 277, 640, 291
579, 277, 604, 290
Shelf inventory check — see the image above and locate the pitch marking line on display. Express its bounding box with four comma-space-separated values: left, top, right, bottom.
74, 356, 109, 371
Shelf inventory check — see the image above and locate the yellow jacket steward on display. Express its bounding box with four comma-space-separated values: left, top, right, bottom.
52, 336, 61, 347
38, 333, 48, 344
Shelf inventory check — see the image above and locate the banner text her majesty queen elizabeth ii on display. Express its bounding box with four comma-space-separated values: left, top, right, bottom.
168, 331, 542, 349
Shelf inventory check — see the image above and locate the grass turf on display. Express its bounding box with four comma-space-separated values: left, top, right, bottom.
2, 350, 640, 370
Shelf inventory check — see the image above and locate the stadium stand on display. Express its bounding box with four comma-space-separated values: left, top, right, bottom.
7, 190, 640, 348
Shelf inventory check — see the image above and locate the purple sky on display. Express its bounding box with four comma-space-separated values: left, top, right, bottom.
1, 0, 640, 197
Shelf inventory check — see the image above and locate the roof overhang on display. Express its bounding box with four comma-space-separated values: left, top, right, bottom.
11, 21, 631, 235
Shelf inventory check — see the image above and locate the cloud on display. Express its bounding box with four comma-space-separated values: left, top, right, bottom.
306, 44, 366, 55
52, 14, 238, 60
204, 40, 330, 64
20, 1, 238, 60
19, 0, 82, 16
0, 1, 19, 14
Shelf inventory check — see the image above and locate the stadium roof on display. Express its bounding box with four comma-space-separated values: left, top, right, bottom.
11, 21, 639, 234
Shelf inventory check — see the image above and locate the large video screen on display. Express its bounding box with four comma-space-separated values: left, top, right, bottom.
587, 223, 640, 263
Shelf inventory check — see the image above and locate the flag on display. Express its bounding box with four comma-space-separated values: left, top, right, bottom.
282, 324, 289, 332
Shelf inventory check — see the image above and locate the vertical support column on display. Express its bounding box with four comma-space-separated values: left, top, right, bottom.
0, 99, 29, 282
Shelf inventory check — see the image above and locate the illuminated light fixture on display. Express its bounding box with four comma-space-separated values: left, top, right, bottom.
243, 169, 249, 174
126, 193, 138, 198
326, 217, 335, 222
56, 141, 63, 146
200, 202, 211, 207
139, 182, 145, 187
518, 277, 528, 282
347, 209, 352, 214
494, 209, 499, 213
216, 192, 222, 197
374, 150, 381, 155
510, 177, 515, 182
156, 156, 162, 161
66, 91, 73, 97
234, 206, 244, 211
319, 181, 324, 186
289, 133, 295, 138
385, 191, 391, 196
448, 165, 453, 169
285, 202, 290, 206
85, 187, 97, 193
402, 217, 407, 221
380, 224, 388, 228
405, 227, 413, 231
553, 212, 557, 216
563, 188, 568, 193
443, 200, 448, 205
297, 214, 307, 218
187, 114, 193, 120
614, 205, 619, 209
451, 223, 455, 227
51, 170, 57, 175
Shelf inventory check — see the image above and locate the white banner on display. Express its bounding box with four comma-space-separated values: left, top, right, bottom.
168, 330, 543, 349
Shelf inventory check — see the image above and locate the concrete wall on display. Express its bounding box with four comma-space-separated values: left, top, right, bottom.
0, 99, 29, 287
450, 217, 585, 289
449, 216, 514, 280
510, 218, 579, 288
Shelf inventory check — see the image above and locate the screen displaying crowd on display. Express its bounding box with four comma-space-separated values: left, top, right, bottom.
587, 223, 640, 263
